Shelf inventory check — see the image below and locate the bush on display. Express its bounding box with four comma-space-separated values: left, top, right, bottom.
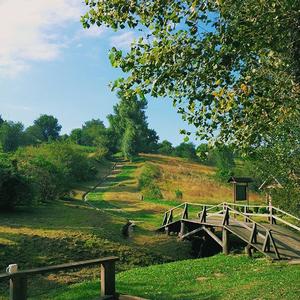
138, 163, 163, 199
93, 146, 109, 161
138, 163, 161, 189
0, 154, 32, 210
14, 142, 97, 203
144, 184, 163, 200
175, 189, 183, 200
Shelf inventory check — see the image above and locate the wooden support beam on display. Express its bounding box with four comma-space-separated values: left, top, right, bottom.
202, 227, 223, 247
199, 206, 207, 223
10, 275, 27, 300
101, 261, 116, 298
182, 203, 189, 219
179, 221, 186, 237
269, 232, 280, 260
245, 245, 253, 257
262, 232, 271, 252
162, 212, 168, 226
222, 228, 229, 255
249, 223, 257, 244
222, 207, 229, 225
167, 210, 173, 224
180, 226, 203, 240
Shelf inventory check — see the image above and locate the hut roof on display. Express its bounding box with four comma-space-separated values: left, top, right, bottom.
259, 176, 283, 190
227, 177, 253, 184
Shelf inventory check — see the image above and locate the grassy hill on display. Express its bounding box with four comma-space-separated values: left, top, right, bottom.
0, 153, 267, 299
46, 254, 300, 300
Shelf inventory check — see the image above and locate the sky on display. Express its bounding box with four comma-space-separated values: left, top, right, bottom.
0, 0, 197, 146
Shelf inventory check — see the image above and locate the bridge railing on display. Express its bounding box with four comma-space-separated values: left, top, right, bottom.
223, 204, 281, 259
0, 256, 119, 300
162, 201, 300, 233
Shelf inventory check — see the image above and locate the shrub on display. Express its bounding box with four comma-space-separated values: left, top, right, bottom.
175, 189, 183, 200
0, 154, 32, 210
138, 163, 160, 189
144, 184, 163, 200
14, 142, 97, 203
138, 163, 163, 199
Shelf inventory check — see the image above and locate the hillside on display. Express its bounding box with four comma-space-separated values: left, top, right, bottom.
47, 254, 300, 300
0, 153, 263, 299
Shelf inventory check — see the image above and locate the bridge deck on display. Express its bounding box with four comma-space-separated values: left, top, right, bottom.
159, 207, 300, 260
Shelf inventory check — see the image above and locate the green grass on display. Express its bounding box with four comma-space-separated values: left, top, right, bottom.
45, 255, 300, 300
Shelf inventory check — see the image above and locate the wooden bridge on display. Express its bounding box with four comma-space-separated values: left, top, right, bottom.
157, 202, 300, 260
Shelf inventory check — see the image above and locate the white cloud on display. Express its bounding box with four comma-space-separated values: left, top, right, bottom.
0, 0, 83, 77
110, 31, 137, 50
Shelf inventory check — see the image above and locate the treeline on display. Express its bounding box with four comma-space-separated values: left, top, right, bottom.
0, 94, 161, 211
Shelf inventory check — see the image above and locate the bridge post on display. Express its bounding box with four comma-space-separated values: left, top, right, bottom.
222, 228, 229, 255
179, 221, 186, 237
269, 205, 276, 225
245, 245, 252, 257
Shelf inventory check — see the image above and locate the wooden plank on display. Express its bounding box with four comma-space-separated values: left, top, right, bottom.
272, 216, 300, 232
180, 227, 203, 240
202, 227, 223, 247
2, 257, 119, 278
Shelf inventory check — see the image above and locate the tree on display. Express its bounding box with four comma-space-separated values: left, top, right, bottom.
157, 140, 174, 155
0, 153, 32, 210
0, 121, 25, 152
121, 121, 137, 160
29, 114, 62, 142
82, 0, 299, 151
81, 119, 109, 148
69, 128, 83, 145
174, 142, 198, 160
108, 92, 159, 156
214, 145, 235, 182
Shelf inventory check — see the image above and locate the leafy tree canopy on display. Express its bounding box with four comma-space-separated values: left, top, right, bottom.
82, 0, 299, 151
30, 114, 62, 142
0, 121, 25, 152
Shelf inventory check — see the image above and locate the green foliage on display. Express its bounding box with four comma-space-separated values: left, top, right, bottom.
0, 121, 26, 152
143, 184, 163, 200
174, 188, 183, 200
121, 121, 137, 160
214, 145, 235, 182
138, 162, 163, 199
28, 114, 62, 142
173, 142, 198, 161
0, 153, 32, 210
15, 142, 97, 203
82, 0, 299, 153
157, 140, 174, 155
108, 92, 159, 157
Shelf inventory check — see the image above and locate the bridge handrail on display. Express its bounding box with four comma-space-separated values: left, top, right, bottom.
225, 204, 270, 233
272, 206, 300, 222
165, 202, 186, 214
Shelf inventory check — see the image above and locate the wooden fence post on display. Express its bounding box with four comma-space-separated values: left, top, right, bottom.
10, 275, 27, 300
101, 261, 116, 298
222, 228, 229, 255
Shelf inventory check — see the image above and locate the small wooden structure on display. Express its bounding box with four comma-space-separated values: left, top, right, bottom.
228, 177, 253, 205
259, 176, 283, 205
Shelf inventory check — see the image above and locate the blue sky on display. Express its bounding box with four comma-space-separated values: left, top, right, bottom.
0, 0, 196, 146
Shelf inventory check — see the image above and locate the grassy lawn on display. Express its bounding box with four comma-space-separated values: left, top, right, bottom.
45, 254, 300, 300
0, 154, 270, 299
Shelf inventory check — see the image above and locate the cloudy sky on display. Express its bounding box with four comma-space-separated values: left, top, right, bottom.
0, 0, 196, 145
